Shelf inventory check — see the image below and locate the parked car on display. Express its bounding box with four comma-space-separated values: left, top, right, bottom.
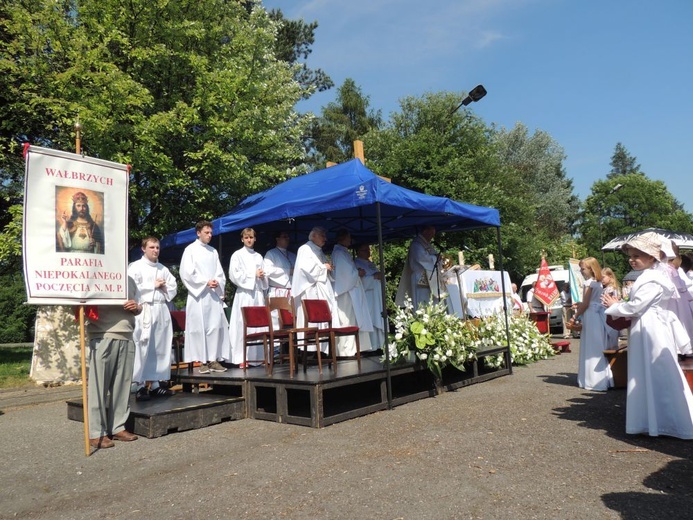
520, 265, 570, 332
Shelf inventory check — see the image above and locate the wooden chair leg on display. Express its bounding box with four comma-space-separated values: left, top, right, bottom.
266, 338, 273, 375
329, 332, 338, 375
354, 334, 361, 369
288, 336, 295, 377
316, 332, 323, 374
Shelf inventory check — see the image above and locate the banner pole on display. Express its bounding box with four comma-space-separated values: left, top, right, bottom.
75, 120, 91, 456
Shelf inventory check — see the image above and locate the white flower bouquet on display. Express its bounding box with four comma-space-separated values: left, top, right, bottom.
386, 296, 478, 380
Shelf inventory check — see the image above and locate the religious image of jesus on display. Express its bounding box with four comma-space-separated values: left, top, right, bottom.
55, 189, 105, 254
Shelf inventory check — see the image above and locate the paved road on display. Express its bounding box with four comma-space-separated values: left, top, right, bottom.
2, 338, 692, 519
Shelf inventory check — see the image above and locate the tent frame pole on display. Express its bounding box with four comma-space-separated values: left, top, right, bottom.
375, 202, 393, 409
495, 226, 513, 374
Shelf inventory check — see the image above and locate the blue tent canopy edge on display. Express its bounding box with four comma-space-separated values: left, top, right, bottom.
156, 159, 500, 263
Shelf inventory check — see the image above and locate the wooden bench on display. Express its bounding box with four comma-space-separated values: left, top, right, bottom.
603, 347, 627, 388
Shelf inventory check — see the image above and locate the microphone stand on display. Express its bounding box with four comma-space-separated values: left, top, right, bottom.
429, 248, 442, 300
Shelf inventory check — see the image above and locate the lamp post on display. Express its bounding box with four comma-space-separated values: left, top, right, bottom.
599, 183, 624, 265
450, 84, 487, 116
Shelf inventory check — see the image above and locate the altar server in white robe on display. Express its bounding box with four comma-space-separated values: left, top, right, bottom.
179, 221, 230, 373
395, 225, 441, 309
130, 236, 178, 399
354, 243, 385, 351
603, 232, 693, 439
292, 227, 337, 352
228, 228, 269, 366
264, 230, 296, 331
332, 230, 373, 356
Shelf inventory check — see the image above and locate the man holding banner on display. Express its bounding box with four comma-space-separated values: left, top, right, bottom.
24, 144, 133, 455
86, 276, 142, 449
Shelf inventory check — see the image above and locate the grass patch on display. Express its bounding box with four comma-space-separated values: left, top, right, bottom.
0, 346, 34, 389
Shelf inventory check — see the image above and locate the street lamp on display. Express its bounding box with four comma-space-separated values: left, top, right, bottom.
599, 183, 624, 265
450, 84, 487, 116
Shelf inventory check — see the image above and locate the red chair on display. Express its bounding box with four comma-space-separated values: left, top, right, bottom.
268, 296, 307, 374
529, 311, 571, 353
301, 299, 361, 372
241, 305, 274, 373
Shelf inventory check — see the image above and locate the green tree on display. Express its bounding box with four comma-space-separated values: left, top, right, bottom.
1, 0, 317, 339
365, 90, 564, 285
607, 142, 640, 178
493, 123, 579, 240
580, 173, 693, 277
268, 9, 333, 98
1, 0, 310, 247
308, 78, 382, 166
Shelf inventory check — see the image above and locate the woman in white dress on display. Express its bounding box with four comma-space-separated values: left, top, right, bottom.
603, 232, 693, 439
571, 257, 611, 391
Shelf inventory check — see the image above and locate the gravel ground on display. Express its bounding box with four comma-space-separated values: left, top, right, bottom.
1, 338, 692, 520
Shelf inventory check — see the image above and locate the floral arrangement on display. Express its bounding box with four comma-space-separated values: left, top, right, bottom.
386, 296, 478, 380
386, 297, 555, 377
482, 314, 555, 369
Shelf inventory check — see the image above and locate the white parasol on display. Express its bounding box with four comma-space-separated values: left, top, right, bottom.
602, 227, 693, 251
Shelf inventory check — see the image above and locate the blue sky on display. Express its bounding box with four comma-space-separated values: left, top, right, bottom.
262, 0, 693, 212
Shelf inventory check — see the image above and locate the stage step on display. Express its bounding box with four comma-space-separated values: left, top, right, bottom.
67, 392, 246, 438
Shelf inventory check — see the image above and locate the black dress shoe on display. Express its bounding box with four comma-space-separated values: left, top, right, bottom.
136, 387, 151, 402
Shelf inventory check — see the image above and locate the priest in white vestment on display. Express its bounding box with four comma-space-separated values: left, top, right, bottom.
395, 225, 442, 310
292, 227, 337, 352
354, 243, 386, 351
130, 236, 178, 399
228, 228, 269, 366
179, 221, 230, 371
332, 230, 373, 355
264, 231, 296, 332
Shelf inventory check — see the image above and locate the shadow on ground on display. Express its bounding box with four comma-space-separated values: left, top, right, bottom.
543, 372, 693, 519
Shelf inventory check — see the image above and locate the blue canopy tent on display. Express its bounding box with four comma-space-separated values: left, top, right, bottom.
158, 159, 509, 405
159, 159, 500, 261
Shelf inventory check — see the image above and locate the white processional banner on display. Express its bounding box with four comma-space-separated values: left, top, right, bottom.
461, 269, 512, 317
23, 145, 130, 304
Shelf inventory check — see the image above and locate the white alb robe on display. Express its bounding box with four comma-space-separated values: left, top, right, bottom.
264, 246, 296, 330
606, 268, 693, 438
130, 257, 178, 383
355, 257, 385, 350
179, 239, 230, 363
292, 240, 337, 352
332, 244, 373, 356
228, 246, 269, 365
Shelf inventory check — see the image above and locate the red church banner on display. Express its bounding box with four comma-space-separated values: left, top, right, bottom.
23, 146, 130, 304
533, 258, 559, 307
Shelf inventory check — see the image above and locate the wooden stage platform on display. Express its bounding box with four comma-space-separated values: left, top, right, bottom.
67, 349, 510, 437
